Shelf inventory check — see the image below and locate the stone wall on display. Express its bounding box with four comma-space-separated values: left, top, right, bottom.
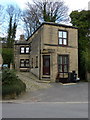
41, 24, 78, 81
29, 26, 44, 78
14, 44, 30, 71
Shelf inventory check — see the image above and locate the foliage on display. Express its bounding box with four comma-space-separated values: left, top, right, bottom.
6, 5, 21, 48
70, 10, 90, 79
22, 0, 69, 38
2, 48, 14, 68
82, 47, 90, 72
2, 69, 26, 98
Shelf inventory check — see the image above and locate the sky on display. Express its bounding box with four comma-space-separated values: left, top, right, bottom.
0, 0, 90, 39
0, 0, 89, 11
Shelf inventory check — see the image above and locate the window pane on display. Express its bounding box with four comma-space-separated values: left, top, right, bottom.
59, 31, 62, 37
58, 56, 62, 64
26, 63, 29, 67
64, 65, 68, 72
59, 38, 63, 44
20, 60, 24, 67
25, 59, 29, 67
21, 61, 24, 64
63, 56, 68, 64
63, 32, 67, 38
26, 47, 29, 53
26, 60, 29, 63
21, 47, 24, 53
21, 63, 24, 67
58, 65, 62, 72
63, 39, 67, 45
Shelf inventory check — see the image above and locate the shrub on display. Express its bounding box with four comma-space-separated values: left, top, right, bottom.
2, 48, 14, 68
2, 69, 26, 99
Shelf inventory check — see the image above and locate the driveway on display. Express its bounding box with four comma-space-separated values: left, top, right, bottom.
17, 82, 88, 102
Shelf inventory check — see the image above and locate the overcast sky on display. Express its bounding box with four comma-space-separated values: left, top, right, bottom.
0, 0, 90, 39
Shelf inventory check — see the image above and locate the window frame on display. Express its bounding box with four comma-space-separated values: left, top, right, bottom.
58, 30, 68, 46
25, 47, 30, 54
58, 55, 69, 73
25, 59, 30, 68
35, 56, 38, 68
20, 59, 25, 68
20, 46, 25, 54
20, 59, 30, 68
31, 58, 33, 68
20, 46, 30, 54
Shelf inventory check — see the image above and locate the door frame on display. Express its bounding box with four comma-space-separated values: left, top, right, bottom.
42, 55, 50, 76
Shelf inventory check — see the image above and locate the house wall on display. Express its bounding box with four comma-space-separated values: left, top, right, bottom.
14, 44, 30, 71
29, 26, 44, 78
41, 24, 78, 81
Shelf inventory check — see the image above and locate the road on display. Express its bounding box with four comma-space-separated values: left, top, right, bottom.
2, 102, 88, 118
1, 82, 88, 118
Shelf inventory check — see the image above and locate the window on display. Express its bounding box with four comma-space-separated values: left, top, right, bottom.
58, 55, 69, 73
20, 47, 25, 53
20, 59, 29, 68
20, 59, 24, 67
20, 46, 30, 54
31, 58, 33, 68
26, 47, 29, 53
58, 31, 68, 46
25, 59, 29, 67
35, 56, 38, 68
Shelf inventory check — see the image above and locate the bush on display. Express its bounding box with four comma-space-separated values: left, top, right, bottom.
2, 48, 14, 68
2, 69, 26, 99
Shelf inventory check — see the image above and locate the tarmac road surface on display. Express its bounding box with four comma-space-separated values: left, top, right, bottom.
2, 102, 88, 118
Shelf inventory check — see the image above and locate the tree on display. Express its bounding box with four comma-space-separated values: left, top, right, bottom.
1, 5, 22, 68
33, 0, 68, 22
70, 10, 90, 80
6, 5, 21, 48
22, 0, 69, 38
2, 48, 14, 68
22, 6, 40, 38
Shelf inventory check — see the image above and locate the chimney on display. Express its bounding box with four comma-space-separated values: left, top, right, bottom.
19, 34, 25, 41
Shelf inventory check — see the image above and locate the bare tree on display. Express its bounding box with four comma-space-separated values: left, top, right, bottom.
22, 3, 41, 38
33, 0, 69, 22
22, 0, 69, 38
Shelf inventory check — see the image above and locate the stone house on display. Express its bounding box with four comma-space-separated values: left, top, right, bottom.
14, 22, 78, 82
